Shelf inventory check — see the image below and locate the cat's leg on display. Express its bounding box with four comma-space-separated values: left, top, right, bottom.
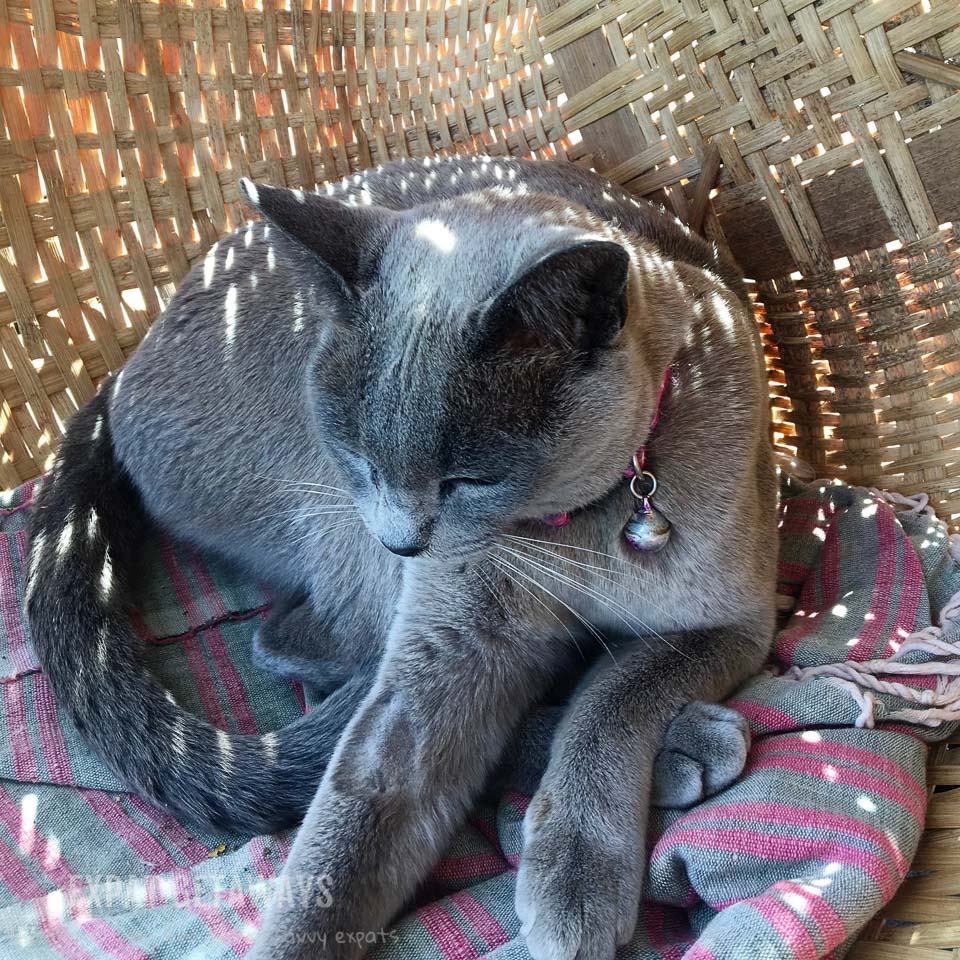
515, 625, 770, 960
253, 592, 365, 692
497, 700, 750, 803
253, 554, 397, 690
248, 568, 564, 960
651, 700, 751, 808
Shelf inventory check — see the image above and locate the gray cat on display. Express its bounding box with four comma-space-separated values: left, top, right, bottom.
25, 155, 776, 960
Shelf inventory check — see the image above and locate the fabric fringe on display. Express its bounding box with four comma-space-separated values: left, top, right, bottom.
786, 489, 960, 729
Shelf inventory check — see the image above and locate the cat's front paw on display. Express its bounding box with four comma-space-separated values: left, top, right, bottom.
515, 790, 642, 960
651, 700, 750, 808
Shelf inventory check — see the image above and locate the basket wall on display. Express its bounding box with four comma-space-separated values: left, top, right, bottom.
2, 0, 960, 952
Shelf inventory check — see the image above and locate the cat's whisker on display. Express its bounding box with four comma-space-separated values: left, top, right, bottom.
276, 489, 353, 501
251, 472, 352, 496
507, 539, 690, 632
237, 505, 356, 527
482, 559, 586, 662
496, 547, 628, 665
503, 533, 629, 566
498, 545, 691, 662
490, 552, 612, 666
287, 519, 364, 548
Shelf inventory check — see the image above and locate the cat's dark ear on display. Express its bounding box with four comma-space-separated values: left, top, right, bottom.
238, 178, 397, 291
483, 240, 630, 354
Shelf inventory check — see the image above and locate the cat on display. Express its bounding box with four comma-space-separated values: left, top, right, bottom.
25, 154, 776, 960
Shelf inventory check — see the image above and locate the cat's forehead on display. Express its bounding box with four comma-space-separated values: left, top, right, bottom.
373, 194, 587, 314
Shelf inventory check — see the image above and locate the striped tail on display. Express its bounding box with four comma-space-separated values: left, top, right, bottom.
25, 380, 364, 833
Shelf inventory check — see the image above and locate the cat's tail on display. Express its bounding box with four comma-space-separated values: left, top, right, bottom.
25, 381, 362, 834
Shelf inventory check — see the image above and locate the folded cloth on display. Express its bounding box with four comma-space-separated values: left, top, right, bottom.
0, 476, 957, 959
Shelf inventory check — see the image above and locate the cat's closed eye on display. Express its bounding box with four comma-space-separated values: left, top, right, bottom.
439, 477, 500, 498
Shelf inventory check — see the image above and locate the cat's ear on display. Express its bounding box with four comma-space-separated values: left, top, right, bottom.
237, 178, 397, 291
483, 240, 630, 354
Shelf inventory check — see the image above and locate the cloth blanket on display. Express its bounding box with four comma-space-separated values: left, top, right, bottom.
1, 477, 959, 960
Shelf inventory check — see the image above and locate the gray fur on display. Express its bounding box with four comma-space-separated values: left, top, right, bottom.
25, 155, 776, 960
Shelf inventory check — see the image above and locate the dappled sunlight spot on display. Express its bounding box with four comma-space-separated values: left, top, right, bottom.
857, 795, 878, 813
225, 247, 235, 271
86, 508, 99, 542
99, 548, 114, 600
293, 290, 305, 333
267, 246, 276, 272
861, 503, 878, 518
91, 415, 103, 441
832, 604, 848, 617
19, 793, 37, 853
45, 889, 65, 922
171, 715, 187, 757
245, 221, 255, 247
217, 729, 234, 773
44, 834, 61, 869
864, 612, 875, 621
224, 284, 238, 344
801, 730, 822, 742
822, 763, 839, 781
262, 731, 279, 764
823, 862, 842, 876
55, 512, 75, 560
847, 636, 862, 646
780, 891, 810, 914
812, 527, 827, 541
203, 247, 217, 289
415, 219, 457, 253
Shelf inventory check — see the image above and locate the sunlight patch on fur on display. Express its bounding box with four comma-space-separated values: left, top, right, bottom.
55, 512, 75, 560
262, 731, 280, 764
99, 548, 114, 600
415, 219, 457, 253
86, 508, 99, 542
217, 730, 234, 773
225, 284, 238, 344
171, 715, 187, 758
203, 247, 217, 289
293, 290, 305, 333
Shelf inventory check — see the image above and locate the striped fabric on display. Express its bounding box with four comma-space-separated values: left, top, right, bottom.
0, 476, 958, 959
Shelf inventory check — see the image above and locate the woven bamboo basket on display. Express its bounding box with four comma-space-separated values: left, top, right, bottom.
2, 0, 960, 953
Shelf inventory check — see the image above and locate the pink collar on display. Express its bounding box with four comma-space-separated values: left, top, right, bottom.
542, 363, 675, 528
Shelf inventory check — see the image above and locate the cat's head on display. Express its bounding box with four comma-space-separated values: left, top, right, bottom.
240, 177, 656, 563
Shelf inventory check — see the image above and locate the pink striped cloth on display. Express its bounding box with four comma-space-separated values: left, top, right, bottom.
0, 476, 958, 959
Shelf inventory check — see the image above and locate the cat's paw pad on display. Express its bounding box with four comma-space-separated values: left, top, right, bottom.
651, 700, 750, 808
515, 792, 641, 960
